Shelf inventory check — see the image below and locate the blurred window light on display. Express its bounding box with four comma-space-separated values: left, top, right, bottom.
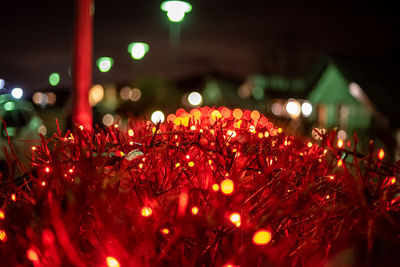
89, 84, 104, 106
151, 110, 165, 124
271, 102, 283, 116
188, 91, 202, 106
286, 99, 301, 118
161, 1, 192, 23
3, 101, 15, 111
130, 88, 141, 101
49, 73, 60, 86
301, 101, 313, 117
38, 125, 47, 135
127, 43, 149, 60
46, 92, 57, 105
0, 79, 5, 89
96, 57, 114, 72
120, 86, 131, 101
338, 130, 347, 140
102, 114, 114, 126
11, 88, 23, 99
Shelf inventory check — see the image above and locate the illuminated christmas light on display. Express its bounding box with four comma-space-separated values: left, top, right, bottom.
0, 210, 4, 220
45, 167, 50, 173
212, 183, 220, 191
188, 161, 194, 167
41, 181, 46, 186
378, 149, 385, 160
151, 110, 165, 124
27, 248, 39, 262
252, 229, 272, 245
390, 177, 396, 185
0, 230, 6, 242
229, 212, 241, 227
233, 108, 243, 119
106, 256, 120, 267
141, 206, 152, 217
31, 146, 36, 151
190, 125, 196, 131
11, 194, 16, 202
264, 131, 269, 138
191, 206, 199, 215
337, 159, 343, 167
221, 179, 234, 195
337, 139, 344, 149
251, 110, 260, 120
249, 125, 256, 134
188, 91, 202, 106
175, 163, 180, 168
258, 133, 263, 139
161, 228, 170, 235
307, 142, 312, 148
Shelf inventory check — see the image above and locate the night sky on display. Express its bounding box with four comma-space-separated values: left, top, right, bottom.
0, 0, 399, 93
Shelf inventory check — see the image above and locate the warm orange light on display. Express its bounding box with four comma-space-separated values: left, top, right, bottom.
390, 177, 396, 185
249, 125, 256, 134
229, 212, 241, 227
258, 133, 263, 139
106, 256, 120, 267
11, 194, 16, 202
141, 206, 152, 217
128, 129, 134, 136
45, 167, 50, 173
277, 128, 283, 134
190, 125, 196, 131
307, 142, 312, 148
328, 175, 334, 180
326, 195, 330, 199
31, 146, 36, 151
41, 181, 46, 186
161, 228, 170, 235
191, 206, 199, 215
264, 131, 269, 138
188, 161, 194, 167
211, 110, 222, 120
0, 210, 4, 220
139, 163, 143, 169
27, 248, 39, 262
337, 139, 344, 149
252, 229, 272, 245
337, 159, 343, 167
68, 168, 74, 173
250, 110, 260, 120
226, 130, 236, 138
114, 124, 119, 128
78, 125, 84, 130
378, 149, 385, 160
232, 108, 243, 119
212, 183, 220, 191
0, 230, 6, 242
175, 163, 180, 168
220, 179, 234, 195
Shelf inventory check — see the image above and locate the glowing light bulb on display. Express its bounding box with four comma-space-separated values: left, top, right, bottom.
337, 159, 343, 167
0, 210, 4, 220
41, 181, 46, 186
151, 110, 165, 124
128, 42, 149, 60
49, 72, 60, 86
211, 110, 222, 120
106, 256, 120, 267
191, 206, 199, 215
188, 91, 202, 106
229, 212, 241, 227
307, 142, 312, 148
378, 149, 385, 160
11, 194, 16, 202
45, 167, 50, 173
252, 229, 272, 245
233, 108, 243, 119
0, 230, 6, 242
161, 228, 170, 235
27, 248, 39, 262
390, 177, 396, 185
301, 101, 312, 117
161, 1, 192, 22
220, 179, 234, 195
286, 99, 301, 118
212, 183, 220, 191
337, 139, 344, 149
141, 206, 152, 217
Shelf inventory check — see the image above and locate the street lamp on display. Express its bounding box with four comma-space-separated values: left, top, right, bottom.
161, 1, 192, 23
127, 42, 149, 60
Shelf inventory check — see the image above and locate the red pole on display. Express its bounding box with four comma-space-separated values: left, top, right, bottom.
72, 0, 93, 130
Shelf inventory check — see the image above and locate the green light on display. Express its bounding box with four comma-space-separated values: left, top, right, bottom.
161, 1, 192, 22
4, 101, 15, 111
96, 57, 114, 72
127, 43, 149, 60
49, 73, 60, 86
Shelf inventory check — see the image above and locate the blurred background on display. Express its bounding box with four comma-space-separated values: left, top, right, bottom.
0, 0, 400, 161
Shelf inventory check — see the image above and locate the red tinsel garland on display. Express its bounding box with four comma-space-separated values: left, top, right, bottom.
1, 106, 400, 267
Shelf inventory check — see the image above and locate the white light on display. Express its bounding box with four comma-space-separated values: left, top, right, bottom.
161, 1, 192, 22
11, 88, 23, 99
188, 91, 202, 106
301, 101, 313, 117
151, 110, 165, 124
0, 79, 5, 89
102, 114, 114, 126
99, 60, 111, 72
89, 84, 104, 106
131, 43, 146, 60
349, 82, 362, 99
286, 99, 301, 118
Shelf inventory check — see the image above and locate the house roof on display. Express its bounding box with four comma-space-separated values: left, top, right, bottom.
309, 54, 400, 127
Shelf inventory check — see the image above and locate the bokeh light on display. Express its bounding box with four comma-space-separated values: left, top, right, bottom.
188, 91, 202, 106
130, 88, 141, 101
252, 229, 272, 245
3, 101, 15, 111
102, 114, 114, 127
161, 1, 192, 22
301, 101, 312, 117
106, 256, 120, 267
49, 73, 60, 86
11, 88, 23, 99
89, 84, 104, 106
0, 79, 4, 89
286, 99, 301, 118
151, 110, 165, 124
96, 57, 114, 72
220, 179, 234, 195
128, 42, 149, 60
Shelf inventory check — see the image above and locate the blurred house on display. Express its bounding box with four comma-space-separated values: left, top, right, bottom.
307, 55, 400, 159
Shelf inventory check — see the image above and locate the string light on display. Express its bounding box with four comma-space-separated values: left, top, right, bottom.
0, 230, 6, 242
0, 210, 4, 220
229, 212, 241, 227
106, 256, 120, 267
378, 149, 385, 160
337, 139, 344, 149
141, 206, 152, 217
27, 248, 39, 262
161, 228, 170, 235
220, 179, 234, 195
252, 229, 272, 245
191, 206, 199, 215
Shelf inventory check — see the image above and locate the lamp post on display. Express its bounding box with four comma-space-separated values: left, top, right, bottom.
161, 1, 192, 68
